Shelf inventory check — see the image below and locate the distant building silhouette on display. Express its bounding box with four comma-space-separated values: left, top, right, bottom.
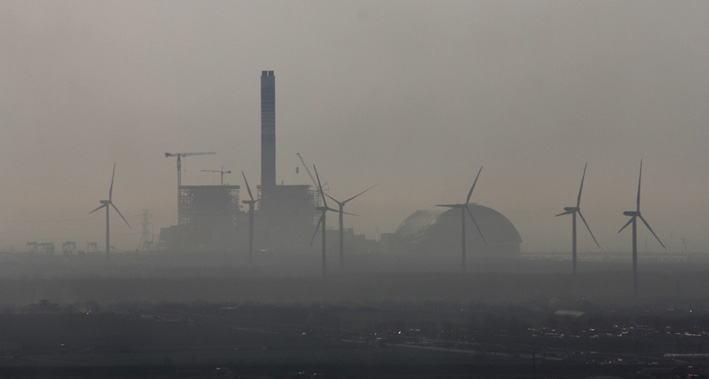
257, 70, 319, 253
160, 185, 244, 252
160, 71, 319, 254
394, 205, 522, 256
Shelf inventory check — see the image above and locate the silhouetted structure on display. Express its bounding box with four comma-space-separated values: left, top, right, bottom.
618, 160, 665, 299
256, 71, 319, 254
555, 163, 600, 275
89, 164, 131, 259
259, 184, 319, 253
241, 172, 258, 264
161, 185, 243, 252
164, 152, 216, 224
159, 71, 319, 254
395, 206, 522, 257
261, 71, 276, 192
436, 166, 487, 271
326, 184, 375, 270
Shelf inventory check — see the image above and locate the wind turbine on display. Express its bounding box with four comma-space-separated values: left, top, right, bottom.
310, 165, 339, 277
436, 166, 487, 271
325, 184, 376, 270
241, 171, 259, 265
555, 163, 601, 275
618, 160, 665, 299
90, 164, 131, 259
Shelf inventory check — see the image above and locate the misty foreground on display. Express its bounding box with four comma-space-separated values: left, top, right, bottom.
2, 252, 709, 378
0, 251, 708, 305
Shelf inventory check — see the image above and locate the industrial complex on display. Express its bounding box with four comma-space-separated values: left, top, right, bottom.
151, 71, 522, 260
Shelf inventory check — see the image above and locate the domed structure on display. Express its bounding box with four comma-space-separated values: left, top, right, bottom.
395, 204, 522, 256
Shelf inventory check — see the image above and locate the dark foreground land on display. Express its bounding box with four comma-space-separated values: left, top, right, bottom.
1, 252, 709, 378
2, 300, 709, 378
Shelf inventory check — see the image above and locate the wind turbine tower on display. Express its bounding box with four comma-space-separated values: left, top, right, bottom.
436, 166, 487, 272
241, 171, 259, 265
90, 164, 131, 259
311, 165, 338, 277
618, 160, 665, 299
326, 184, 376, 270
555, 163, 601, 275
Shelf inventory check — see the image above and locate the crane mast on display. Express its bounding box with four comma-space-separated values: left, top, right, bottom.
165, 151, 216, 224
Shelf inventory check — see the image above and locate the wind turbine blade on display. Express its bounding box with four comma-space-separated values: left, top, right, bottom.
436, 204, 460, 208
555, 210, 572, 217
324, 205, 346, 214
109, 163, 116, 201
577, 210, 601, 248
312, 164, 328, 208
466, 166, 483, 204
618, 217, 633, 234
325, 193, 342, 206
637, 160, 642, 212
465, 205, 487, 245
310, 215, 323, 247
111, 203, 131, 229
577, 162, 587, 207
639, 215, 665, 249
343, 184, 377, 204
241, 171, 254, 201
89, 203, 107, 214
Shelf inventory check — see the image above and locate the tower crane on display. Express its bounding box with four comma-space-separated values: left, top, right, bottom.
201, 166, 232, 185
165, 152, 216, 188
165, 151, 216, 223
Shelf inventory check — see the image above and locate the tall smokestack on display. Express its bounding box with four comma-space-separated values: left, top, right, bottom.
261, 70, 276, 192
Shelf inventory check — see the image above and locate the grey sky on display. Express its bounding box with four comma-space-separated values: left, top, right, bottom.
1, 1, 708, 253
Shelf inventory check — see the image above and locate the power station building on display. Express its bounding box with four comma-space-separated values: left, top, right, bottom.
160, 185, 245, 252
392, 205, 522, 257
160, 71, 319, 254
256, 71, 319, 253
158, 70, 519, 259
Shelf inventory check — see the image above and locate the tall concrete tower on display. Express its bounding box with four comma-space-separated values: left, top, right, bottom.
261, 70, 276, 193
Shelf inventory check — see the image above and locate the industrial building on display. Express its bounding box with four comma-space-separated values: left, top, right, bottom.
392, 205, 522, 257
160, 71, 319, 254
160, 185, 245, 252
256, 71, 319, 253
158, 70, 519, 259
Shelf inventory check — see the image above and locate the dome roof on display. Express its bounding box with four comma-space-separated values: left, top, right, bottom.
396, 204, 522, 256
396, 209, 445, 239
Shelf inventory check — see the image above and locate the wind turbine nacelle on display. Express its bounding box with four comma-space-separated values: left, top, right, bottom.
564, 207, 579, 213
623, 211, 640, 217
100, 200, 110, 204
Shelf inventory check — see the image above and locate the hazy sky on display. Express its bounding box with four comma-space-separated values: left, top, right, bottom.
2, 1, 708, 253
